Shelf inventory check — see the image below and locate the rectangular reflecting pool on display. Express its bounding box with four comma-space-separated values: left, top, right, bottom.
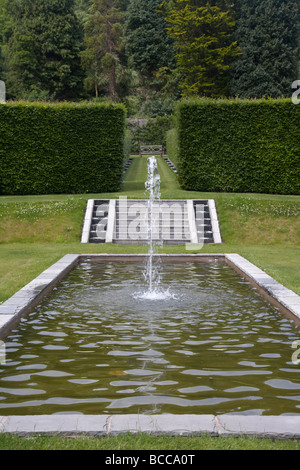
1, 259, 300, 416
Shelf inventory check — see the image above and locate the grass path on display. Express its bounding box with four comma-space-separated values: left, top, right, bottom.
118, 155, 181, 197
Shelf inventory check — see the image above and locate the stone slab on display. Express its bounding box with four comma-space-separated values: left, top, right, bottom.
217, 415, 300, 439
106, 199, 116, 243
0, 415, 108, 436
150, 414, 216, 436
0, 315, 13, 329
0, 305, 18, 315
1, 414, 300, 438
208, 199, 222, 244
108, 414, 216, 436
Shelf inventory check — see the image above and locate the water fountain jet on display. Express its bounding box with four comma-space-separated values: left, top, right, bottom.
134, 157, 175, 301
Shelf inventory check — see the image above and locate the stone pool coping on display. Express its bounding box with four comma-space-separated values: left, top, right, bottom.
1, 413, 300, 438
1, 253, 300, 438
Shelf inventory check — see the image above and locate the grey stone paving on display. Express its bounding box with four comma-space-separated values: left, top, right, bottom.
1, 414, 300, 438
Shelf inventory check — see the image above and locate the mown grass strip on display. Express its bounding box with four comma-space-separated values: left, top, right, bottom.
1, 432, 300, 450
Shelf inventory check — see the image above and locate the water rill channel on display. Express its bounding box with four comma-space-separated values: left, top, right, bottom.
1, 259, 300, 416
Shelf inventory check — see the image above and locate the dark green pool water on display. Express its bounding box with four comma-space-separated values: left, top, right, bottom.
1, 260, 300, 416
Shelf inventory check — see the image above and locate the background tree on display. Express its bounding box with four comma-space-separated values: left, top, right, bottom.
116, 0, 130, 11
163, 0, 240, 97
124, 0, 178, 115
229, 0, 300, 98
5, 0, 84, 100
125, 0, 175, 82
0, 0, 14, 82
74, 0, 92, 24
81, 0, 126, 100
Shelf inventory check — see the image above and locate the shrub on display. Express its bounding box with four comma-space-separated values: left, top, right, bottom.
0, 101, 126, 195
176, 98, 300, 195
123, 129, 132, 161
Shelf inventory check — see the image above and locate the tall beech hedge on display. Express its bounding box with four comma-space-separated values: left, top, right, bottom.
0, 101, 126, 195
177, 99, 300, 195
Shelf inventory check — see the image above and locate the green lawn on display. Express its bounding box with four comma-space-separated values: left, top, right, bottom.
1, 432, 300, 450
0, 155, 300, 450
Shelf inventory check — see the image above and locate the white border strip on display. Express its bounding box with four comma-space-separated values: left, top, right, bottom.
187, 200, 198, 244
81, 199, 94, 243
105, 199, 116, 243
208, 199, 222, 244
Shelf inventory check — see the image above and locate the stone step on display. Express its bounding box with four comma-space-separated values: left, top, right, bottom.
91, 219, 108, 227
89, 238, 106, 243
116, 239, 189, 245
90, 231, 106, 238
115, 219, 190, 225
195, 210, 210, 215
196, 223, 211, 228
83, 199, 221, 245
164, 158, 178, 173
86, 199, 110, 243
116, 210, 188, 215
93, 207, 109, 213
90, 225, 108, 233
122, 207, 184, 211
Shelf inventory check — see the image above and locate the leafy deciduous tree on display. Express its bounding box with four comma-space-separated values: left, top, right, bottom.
5, 0, 84, 100
0, 0, 14, 81
80, 0, 124, 100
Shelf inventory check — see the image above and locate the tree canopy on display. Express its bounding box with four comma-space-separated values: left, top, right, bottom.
0, 0, 299, 113
80, 0, 124, 100
124, 0, 175, 81
4, 0, 84, 101
163, 0, 241, 97
229, 0, 300, 98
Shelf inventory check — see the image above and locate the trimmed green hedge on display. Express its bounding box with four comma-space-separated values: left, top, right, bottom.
177, 99, 300, 195
0, 101, 126, 195
166, 128, 179, 167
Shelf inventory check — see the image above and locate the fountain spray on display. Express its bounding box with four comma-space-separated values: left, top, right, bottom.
145, 156, 161, 294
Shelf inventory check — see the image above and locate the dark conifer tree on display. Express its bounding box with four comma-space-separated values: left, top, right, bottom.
6, 0, 84, 100
124, 0, 175, 81
229, 0, 300, 98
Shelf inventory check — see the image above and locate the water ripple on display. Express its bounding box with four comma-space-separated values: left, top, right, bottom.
1, 260, 300, 415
